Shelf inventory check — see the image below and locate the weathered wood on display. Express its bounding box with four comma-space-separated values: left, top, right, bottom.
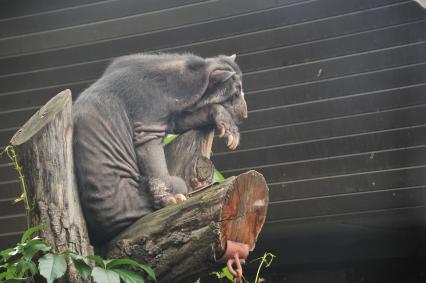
10, 90, 93, 283
165, 127, 215, 193
106, 170, 269, 283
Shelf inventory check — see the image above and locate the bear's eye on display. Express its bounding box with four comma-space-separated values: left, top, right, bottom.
233, 89, 239, 97
237, 83, 242, 91
234, 83, 242, 97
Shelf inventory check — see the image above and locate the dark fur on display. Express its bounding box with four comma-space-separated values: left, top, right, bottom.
73, 53, 247, 245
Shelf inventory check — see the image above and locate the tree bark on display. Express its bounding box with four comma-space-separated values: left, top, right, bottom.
10, 90, 93, 283
165, 127, 215, 193
106, 170, 269, 283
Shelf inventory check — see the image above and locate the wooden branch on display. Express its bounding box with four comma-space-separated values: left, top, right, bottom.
10, 90, 93, 283
106, 170, 268, 283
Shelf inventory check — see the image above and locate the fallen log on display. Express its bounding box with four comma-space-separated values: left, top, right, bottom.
107, 170, 269, 283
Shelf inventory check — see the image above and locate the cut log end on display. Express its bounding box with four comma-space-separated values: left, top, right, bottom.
10, 89, 71, 146
219, 170, 269, 253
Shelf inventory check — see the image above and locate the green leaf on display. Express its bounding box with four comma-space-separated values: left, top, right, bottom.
16, 261, 38, 277
3, 264, 17, 280
0, 248, 15, 262
209, 267, 234, 282
66, 251, 86, 262
22, 240, 51, 259
213, 169, 225, 183
136, 265, 155, 281
105, 259, 155, 281
91, 267, 120, 283
21, 224, 45, 243
209, 271, 225, 279
38, 253, 67, 283
28, 261, 38, 276
0, 262, 8, 269
222, 267, 234, 281
68, 253, 92, 281
0, 264, 11, 280
74, 260, 92, 281
0, 271, 6, 281
87, 255, 106, 268
104, 258, 140, 269
24, 237, 47, 247
112, 269, 145, 283
163, 134, 178, 144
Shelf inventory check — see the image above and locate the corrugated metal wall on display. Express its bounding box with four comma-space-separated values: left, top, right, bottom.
1, 0, 425, 279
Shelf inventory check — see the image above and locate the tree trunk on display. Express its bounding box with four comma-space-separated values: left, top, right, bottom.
106, 170, 269, 283
10, 90, 93, 283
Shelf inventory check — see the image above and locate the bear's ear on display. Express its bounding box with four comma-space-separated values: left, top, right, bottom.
210, 69, 236, 83
229, 54, 236, 61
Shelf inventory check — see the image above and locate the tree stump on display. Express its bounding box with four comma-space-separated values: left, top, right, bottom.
10, 90, 93, 283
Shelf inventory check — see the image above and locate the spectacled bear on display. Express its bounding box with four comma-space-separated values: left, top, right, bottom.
73, 53, 247, 245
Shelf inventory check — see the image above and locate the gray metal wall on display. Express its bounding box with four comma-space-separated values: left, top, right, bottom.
1, 0, 426, 280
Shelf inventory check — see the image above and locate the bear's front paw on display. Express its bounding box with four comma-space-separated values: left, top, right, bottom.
212, 106, 240, 150
216, 124, 240, 150
162, 175, 188, 196
215, 120, 240, 150
148, 176, 188, 209
164, 193, 187, 205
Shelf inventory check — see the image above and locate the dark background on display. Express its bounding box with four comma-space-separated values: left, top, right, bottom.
0, 0, 425, 282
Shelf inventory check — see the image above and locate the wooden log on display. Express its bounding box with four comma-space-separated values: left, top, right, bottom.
106, 170, 269, 283
10, 90, 93, 283
165, 127, 215, 193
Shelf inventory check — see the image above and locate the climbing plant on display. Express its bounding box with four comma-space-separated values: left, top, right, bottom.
0, 225, 156, 283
